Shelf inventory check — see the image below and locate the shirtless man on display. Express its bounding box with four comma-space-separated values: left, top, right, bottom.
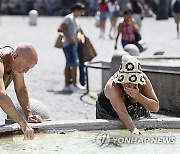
0, 43, 42, 139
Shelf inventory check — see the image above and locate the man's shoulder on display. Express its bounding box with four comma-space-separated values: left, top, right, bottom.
0, 62, 4, 78
65, 13, 73, 20
63, 13, 74, 24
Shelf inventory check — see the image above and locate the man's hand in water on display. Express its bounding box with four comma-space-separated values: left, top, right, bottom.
28, 115, 42, 123
20, 123, 34, 140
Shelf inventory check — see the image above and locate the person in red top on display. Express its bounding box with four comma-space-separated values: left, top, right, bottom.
98, 0, 109, 39
114, 10, 138, 50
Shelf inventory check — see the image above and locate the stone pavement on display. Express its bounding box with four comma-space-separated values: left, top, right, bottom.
0, 16, 179, 124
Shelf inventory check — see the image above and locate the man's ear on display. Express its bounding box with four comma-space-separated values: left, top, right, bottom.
12, 53, 18, 60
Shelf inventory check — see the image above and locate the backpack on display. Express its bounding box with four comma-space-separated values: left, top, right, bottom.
173, 0, 180, 13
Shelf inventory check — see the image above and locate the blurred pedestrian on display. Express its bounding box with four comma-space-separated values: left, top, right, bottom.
58, 3, 85, 92
114, 10, 138, 50
77, 32, 97, 87
77, 30, 86, 88
108, 0, 120, 39
98, 0, 109, 39
131, 0, 144, 33
0, 43, 43, 140
172, 0, 180, 38
126, 0, 132, 11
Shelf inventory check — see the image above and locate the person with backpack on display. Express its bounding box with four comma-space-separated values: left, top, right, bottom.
172, 0, 180, 38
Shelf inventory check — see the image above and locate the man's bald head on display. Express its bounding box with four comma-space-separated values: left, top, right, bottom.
11, 43, 38, 74
15, 43, 38, 66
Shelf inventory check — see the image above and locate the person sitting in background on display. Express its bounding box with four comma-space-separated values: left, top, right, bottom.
0, 43, 43, 140
96, 55, 159, 135
114, 10, 138, 50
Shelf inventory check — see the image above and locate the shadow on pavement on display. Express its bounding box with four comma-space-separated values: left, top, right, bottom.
47, 89, 73, 95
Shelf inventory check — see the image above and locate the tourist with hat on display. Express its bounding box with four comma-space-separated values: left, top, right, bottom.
96, 55, 159, 135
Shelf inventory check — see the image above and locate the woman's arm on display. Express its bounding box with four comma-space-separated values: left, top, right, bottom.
105, 80, 140, 134
114, 23, 122, 50
124, 75, 159, 112
132, 19, 139, 32
138, 75, 159, 112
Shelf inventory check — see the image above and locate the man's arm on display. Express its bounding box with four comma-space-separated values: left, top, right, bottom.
0, 63, 34, 139
58, 23, 77, 44
13, 73, 42, 123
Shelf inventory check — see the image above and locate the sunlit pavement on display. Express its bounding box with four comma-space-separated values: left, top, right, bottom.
0, 16, 179, 124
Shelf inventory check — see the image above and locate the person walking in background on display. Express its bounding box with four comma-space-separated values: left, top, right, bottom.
98, 0, 109, 39
114, 10, 138, 50
172, 0, 180, 38
77, 30, 87, 88
0, 43, 43, 140
126, 0, 133, 11
96, 55, 159, 135
58, 3, 85, 92
131, 0, 144, 33
108, 0, 120, 39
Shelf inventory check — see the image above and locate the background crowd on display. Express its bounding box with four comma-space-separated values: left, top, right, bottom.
0, 0, 174, 17
0, 0, 179, 138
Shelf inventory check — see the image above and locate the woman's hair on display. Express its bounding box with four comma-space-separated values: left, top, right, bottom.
71, 3, 85, 11
123, 9, 132, 16
99, 0, 107, 4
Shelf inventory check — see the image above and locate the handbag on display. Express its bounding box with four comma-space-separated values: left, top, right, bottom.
54, 32, 63, 48
78, 35, 97, 62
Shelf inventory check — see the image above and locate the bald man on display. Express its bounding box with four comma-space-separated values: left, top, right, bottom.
0, 43, 42, 140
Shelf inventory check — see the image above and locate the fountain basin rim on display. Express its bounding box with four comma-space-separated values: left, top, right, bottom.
1, 118, 180, 134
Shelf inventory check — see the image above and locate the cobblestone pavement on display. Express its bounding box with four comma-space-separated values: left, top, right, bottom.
0, 16, 179, 124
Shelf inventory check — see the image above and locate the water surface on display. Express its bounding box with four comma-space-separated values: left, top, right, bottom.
0, 129, 180, 154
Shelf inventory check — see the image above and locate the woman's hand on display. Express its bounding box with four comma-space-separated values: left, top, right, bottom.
131, 128, 142, 135
124, 84, 140, 99
114, 44, 117, 50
